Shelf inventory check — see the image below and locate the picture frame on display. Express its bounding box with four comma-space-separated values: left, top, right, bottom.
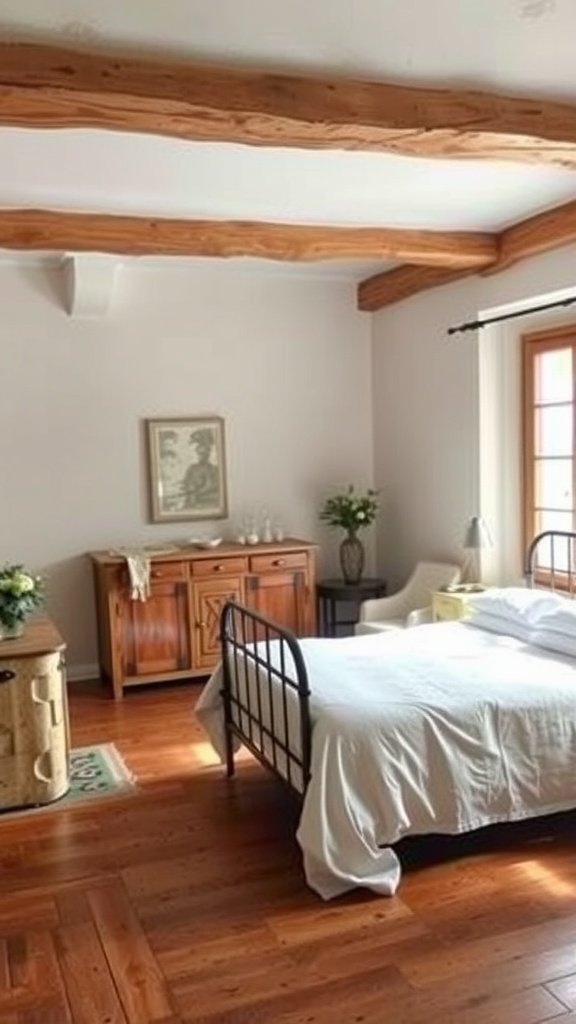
145, 416, 228, 523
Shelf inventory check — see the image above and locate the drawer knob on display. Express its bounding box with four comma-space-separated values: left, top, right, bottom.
0, 669, 15, 684
196, 621, 205, 628
213, 565, 224, 572
273, 559, 285, 566
151, 570, 162, 578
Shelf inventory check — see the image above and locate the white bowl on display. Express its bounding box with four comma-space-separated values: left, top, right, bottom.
193, 537, 223, 549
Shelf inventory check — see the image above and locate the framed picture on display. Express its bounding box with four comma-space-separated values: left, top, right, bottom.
146, 416, 228, 523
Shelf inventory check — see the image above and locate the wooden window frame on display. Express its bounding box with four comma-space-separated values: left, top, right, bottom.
522, 322, 576, 589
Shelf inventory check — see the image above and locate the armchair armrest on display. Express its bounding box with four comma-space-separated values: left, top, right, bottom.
358, 594, 410, 622
406, 606, 433, 627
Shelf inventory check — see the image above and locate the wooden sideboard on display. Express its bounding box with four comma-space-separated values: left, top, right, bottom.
89, 538, 317, 699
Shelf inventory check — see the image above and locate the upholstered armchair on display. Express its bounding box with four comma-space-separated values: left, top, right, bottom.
355, 561, 462, 634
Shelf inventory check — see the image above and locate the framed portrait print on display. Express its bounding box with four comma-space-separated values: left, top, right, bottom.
146, 416, 228, 523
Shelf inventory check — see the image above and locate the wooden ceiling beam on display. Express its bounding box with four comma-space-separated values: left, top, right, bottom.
0, 209, 497, 266
359, 198, 576, 310
358, 266, 475, 312
484, 199, 576, 275
2, 43, 576, 166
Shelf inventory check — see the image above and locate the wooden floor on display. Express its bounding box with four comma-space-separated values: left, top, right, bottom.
2, 683, 576, 1023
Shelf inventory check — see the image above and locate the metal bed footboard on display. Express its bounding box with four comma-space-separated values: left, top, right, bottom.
219, 601, 312, 795
525, 529, 576, 594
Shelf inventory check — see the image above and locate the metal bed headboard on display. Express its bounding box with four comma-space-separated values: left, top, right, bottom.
525, 529, 576, 594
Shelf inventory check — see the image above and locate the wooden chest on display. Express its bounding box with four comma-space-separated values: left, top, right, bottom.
0, 618, 69, 810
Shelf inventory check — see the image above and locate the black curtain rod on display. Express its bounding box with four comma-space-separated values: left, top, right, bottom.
447, 294, 576, 336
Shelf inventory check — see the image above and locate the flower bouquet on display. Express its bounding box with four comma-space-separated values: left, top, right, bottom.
0, 564, 44, 639
319, 485, 379, 536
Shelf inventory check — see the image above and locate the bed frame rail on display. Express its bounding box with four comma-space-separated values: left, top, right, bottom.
219, 601, 312, 794
525, 529, 576, 594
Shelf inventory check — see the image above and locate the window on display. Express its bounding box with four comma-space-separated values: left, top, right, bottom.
522, 324, 576, 576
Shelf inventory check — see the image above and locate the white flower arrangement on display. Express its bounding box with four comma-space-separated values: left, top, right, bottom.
319, 485, 379, 536
0, 564, 44, 631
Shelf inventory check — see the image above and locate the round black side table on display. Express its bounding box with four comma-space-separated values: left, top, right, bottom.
316, 578, 388, 637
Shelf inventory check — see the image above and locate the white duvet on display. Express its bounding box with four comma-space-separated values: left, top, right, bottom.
196, 622, 576, 899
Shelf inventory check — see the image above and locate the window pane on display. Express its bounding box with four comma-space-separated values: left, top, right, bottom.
535, 404, 573, 456
535, 348, 572, 404
535, 458, 573, 510
536, 510, 575, 535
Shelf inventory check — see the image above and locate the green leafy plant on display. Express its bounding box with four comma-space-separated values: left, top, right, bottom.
0, 564, 44, 630
319, 485, 379, 535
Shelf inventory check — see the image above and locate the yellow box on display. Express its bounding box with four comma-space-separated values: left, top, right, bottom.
432, 589, 484, 622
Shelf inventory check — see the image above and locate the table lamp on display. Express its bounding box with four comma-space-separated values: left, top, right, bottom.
463, 515, 492, 584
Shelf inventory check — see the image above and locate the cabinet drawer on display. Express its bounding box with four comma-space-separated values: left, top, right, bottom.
149, 561, 188, 583
249, 552, 308, 573
116, 561, 187, 587
191, 556, 248, 578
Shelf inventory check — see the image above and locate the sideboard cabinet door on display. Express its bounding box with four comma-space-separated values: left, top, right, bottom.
247, 551, 315, 636
192, 575, 245, 673
116, 562, 191, 686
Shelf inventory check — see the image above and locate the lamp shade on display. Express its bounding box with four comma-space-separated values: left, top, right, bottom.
463, 515, 492, 550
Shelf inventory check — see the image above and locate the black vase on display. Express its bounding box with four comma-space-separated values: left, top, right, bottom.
339, 533, 365, 584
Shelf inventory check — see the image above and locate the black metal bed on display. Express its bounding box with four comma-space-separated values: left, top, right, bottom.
221, 530, 576, 799
220, 600, 312, 794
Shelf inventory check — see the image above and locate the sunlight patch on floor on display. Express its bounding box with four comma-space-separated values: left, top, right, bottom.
520, 858, 576, 897
188, 740, 221, 767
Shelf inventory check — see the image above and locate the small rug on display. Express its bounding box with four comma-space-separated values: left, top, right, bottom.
0, 743, 136, 819
66, 743, 136, 803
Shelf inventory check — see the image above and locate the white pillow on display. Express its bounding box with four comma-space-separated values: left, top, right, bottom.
467, 587, 565, 627
529, 628, 576, 660
534, 602, 576, 638
465, 610, 532, 643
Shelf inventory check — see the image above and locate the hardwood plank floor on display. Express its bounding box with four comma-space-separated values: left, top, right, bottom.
2, 680, 576, 1022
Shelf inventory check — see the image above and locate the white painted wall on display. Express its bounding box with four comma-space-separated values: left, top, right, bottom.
0, 261, 373, 676
372, 244, 576, 591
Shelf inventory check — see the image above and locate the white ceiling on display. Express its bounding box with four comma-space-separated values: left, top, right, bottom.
2, 130, 576, 231
1, 0, 576, 279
